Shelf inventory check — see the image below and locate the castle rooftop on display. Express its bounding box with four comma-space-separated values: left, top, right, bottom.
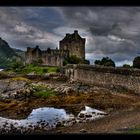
60, 30, 85, 42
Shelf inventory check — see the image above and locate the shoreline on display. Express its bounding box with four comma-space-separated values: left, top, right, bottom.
0, 73, 140, 134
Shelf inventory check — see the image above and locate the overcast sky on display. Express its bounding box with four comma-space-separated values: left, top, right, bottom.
1, 7, 140, 66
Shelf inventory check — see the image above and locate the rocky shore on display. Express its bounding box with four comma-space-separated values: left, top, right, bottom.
0, 72, 114, 100
0, 72, 140, 134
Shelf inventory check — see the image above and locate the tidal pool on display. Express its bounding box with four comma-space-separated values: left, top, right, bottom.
0, 106, 107, 134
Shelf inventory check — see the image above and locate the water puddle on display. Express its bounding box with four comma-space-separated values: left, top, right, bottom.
0, 106, 107, 134
77, 106, 107, 122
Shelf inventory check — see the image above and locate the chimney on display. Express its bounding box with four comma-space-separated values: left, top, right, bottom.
74, 30, 78, 34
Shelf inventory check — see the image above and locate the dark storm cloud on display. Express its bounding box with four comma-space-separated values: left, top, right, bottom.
0, 7, 62, 50
0, 7, 140, 66
55, 7, 140, 65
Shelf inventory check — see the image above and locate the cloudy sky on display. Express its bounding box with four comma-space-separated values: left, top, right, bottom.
1, 7, 140, 66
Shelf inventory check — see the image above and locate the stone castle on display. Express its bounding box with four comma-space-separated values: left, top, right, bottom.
25, 30, 86, 66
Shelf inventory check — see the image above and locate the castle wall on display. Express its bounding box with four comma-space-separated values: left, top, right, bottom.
25, 47, 42, 64
25, 52, 32, 63
41, 50, 69, 66
65, 64, 140, 94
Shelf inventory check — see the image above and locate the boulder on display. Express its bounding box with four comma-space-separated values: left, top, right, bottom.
62, 87, 73, 94
27, 72, 35, 76
78, 113, 85, 118
80, 129, 87, 133
56, 122, 63, 127
0, 80, 9, 93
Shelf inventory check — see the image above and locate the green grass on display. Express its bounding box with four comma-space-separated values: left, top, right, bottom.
31, 84, 48, 91
125, 127, 140, 134
33, 90, 56, 97
21, 65, 47, 75
6, 64, 60, 75
47, 67, 60, 73
31, 83, 56, 97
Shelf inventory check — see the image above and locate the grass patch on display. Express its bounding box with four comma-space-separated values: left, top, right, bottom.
31, 83, 56, 98
33, 90, 56, 97
7, 64, 60, 75
47, 67, 60, 73
10, 77, 31, 82
31, 84, 48, 90
125, 126, 140, 134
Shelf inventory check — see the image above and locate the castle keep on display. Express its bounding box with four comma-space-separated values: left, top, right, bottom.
25, 30, 86, 66
59, 30, 85, 59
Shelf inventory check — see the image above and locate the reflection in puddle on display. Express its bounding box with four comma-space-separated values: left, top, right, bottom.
27, 107, 75, 127
0, 106, 107, 133
77, 106, 107, 122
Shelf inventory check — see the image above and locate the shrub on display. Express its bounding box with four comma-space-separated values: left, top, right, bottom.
94, 57, 115, 67
133, 56, 140, 68
10, 61, 24, 70
82, 59, 90, 64
63, 55, 89, 66
123, 64, 131, 68
63, 59, 68, 66
94, 60, 101, 65
32, 84, 56, 97
56, 68, 60, 73
42, 68, 48, 73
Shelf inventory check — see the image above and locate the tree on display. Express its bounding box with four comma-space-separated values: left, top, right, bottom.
10, 60, 24, 69
94, 57, 115, 67
94, 60, 101, 65
82, 59, 90, 64
123, 64, 131, 68
63, 55, 89, 66
133, 56, 140, 68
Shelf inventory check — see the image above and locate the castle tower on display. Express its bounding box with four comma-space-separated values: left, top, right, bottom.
25, 45, 42, 64
59, 30, 85, 59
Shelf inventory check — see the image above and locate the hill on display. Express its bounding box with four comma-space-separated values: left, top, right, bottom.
0, 38, 24, 68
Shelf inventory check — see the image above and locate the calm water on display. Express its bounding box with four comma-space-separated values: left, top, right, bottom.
0, 106, 107, 131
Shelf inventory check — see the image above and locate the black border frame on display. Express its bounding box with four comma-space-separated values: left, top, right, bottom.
0, 0, 140, 140
0, 0, 139, 6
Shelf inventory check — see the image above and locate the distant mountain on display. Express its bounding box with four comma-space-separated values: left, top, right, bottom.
12, 48, 24, 53
0, 38, 24, 68
12, 48, 25, 61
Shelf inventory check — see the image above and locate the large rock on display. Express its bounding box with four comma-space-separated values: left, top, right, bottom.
6, 80, 27, 91
61, 87, 73, 94
0, 80, 9, 93
0, 78, 31, 99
